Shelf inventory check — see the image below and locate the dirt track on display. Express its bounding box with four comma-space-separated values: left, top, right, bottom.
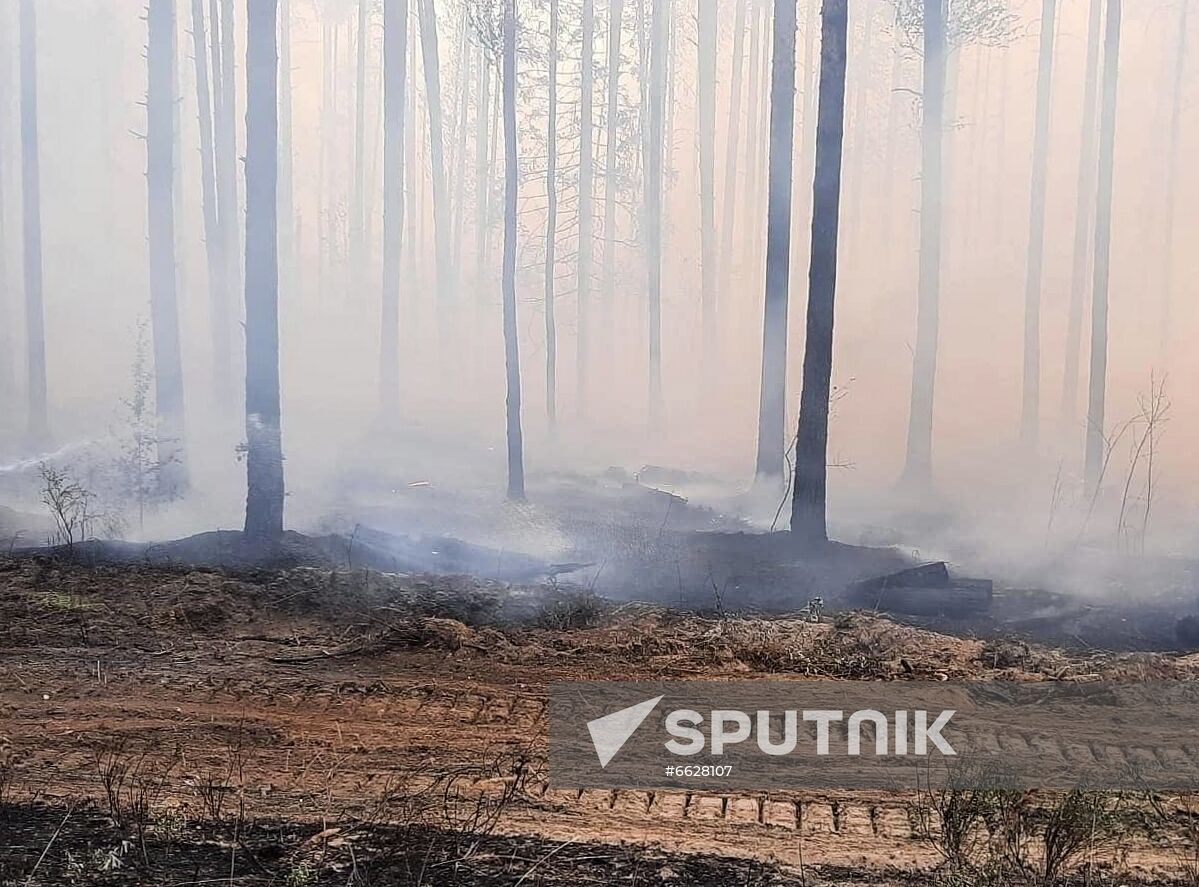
2, 557, 1196, 884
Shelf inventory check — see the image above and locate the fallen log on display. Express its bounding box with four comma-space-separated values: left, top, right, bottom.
853, 563, 993, 617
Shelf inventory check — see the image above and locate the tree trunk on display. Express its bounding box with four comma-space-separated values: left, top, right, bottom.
1158, 0, 1188, 355
244, 0, 284, 540
381, 0, 408, 413
602, 0, 624, 324
351, 0, 368, 284
697, 0, 717, 379
843, 3, 873, 260
546, 0, 559, 426
577, 0, 595, 413
1019, 0, 1057, 450
0, 14, 10, 405
752, 0, 797, 481
19, 0, 47, 445
418, 0, 452, 330
279, 0, 293, 297
717, 0, 747, 304
901, 0, 946, 486
742, 0, 763, 271
791, 0, 848, 546
474, 44, 490, 304
216, 0, 240, 395
450, 33, 471, 272
190, 0, 227, 407
1084, 0, 1122, 493
645, 0, 667, 423
501, 0, 525, 501
879, 3, 905, 250
148, 0, 189, 491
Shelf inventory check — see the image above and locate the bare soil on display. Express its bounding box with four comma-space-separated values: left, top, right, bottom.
2, 555, 1197, 885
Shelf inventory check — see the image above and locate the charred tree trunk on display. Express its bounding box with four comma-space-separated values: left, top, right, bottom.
418, 0, 452, 331
1019, 0, 1057, 450
19, 0, 47, 445
244, 0, 284, 540
601, 0, 624, 319
697, 0, 717, 379
1084, 0, 1122, 493
577, 0, 596, 413
381, 0, 408, 413
718, 0, 747, 304
645, 0, 667, 423
753, 0, 797, 481
546, 0, 559, 426
148, 0, 189, 491
901, 0, 946, 486
791, 0, 848, 546
501, 0, 525, 500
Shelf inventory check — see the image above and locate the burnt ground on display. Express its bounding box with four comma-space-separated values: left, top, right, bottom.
3, 555, 1199, 884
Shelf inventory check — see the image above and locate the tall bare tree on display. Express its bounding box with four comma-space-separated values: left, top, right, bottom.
901, 0, 946, 486
381, 0, 409, 413
577, 0, 596, 412
1159, 0, 1188, 354
697, 0, 717, 379
1084, 0, 1122, 493
501, 0, 525, 500
244, 0, 285, 539
148, 0, 189, 491
718, 0, 747, 304
1019, 0, 1057, 449
19, 0, 47, 445
601, 0, 624, 328
216, 0, 240, 397
792, 0, 848, 546
645, 0, 667, 423
279, 0, 294, 296
546, 0, 560, 426
419, 0, 452, 329
1061, 0, 1103, 419
753, 0, 797, 481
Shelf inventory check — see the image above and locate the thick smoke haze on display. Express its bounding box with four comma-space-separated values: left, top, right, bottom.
0, 0, 1195, 571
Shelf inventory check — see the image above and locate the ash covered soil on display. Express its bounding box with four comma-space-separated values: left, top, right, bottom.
2, 554, 1199, 885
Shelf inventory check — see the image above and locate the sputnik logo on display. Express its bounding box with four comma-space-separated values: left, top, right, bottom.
586, 695, 664, 768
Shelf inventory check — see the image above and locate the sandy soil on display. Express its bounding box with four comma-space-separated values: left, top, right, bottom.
2, 556, 1197, 885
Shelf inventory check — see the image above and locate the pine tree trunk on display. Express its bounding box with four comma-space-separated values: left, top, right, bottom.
0, 13, 10, 404
244, 0, 284, 540
474, 44, 490, 304
601, 0, 624, 325
190, 0, 227, 406
381, 0, 408, 414
752, 0, 797, 481
351, 0, 368, 284
546, 0, 559, 426
878, 3, 905, 250
1019, 0, 1057, 450
148, 0, 189, 491
450, 37, 471, 272
901, 0, 946, 485
577, 0, 596, 413
1084, 0, 1122, 493
1158, 0, 1187, 355
645, 0, 667, 423
717, 0, 747, 304
791, 0, 848, 546
19, 0, 47, 446
217, 0, 240, 393
501, 0, 525, 501
279, 0, 294, 296
418, 0, 452, 330
697, 0, 717, 379
742, 0, 763, 272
